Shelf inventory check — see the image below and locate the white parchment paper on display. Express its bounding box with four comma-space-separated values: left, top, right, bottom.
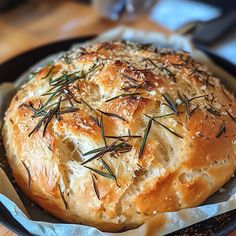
0, 26, 235, 236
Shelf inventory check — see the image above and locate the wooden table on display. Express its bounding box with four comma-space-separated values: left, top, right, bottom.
0, 0, 169, 63
0, 1, 235, 236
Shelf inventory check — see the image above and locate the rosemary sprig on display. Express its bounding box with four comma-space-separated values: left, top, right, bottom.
62, 88, 80, 104
146, 58, 158, 69
153, 113, 175, 119
23, 103, 46, 117
105, 135, 141, 139
226, 110, 236, 122
42, 109, 59, 135
115, 143, 132, 154
84, 165, 116, 180
89, 115, 100, 126
144, 114, 183, 138
96, 42, 110, 52
26, 63, 104, 136
220, 84, 232, 102
82, 136, 135, 157
188, 94, 208, 102
21, 161, 31, 190
162, 93, 179, 115
121, 73, 139, 83
204, 75, 215, 88
138, 117, 152, 159
97, 109, 126, 121
49, 70, 80, 89
146, 58, 176, 82
177, 92, 207, 117
81, 140, 119, 165
58, 184, 68, 209
105, 92, 142, 103
41, 65, 55, 80
206, 105, 221, 117
33, 105, 79, 118
82, 140, 132, 165
45, 98, 61, 133
100, 115, 107, 147
177, 91, 190, 115
85, 63, 104, 80
31, 98, 70, 116
83, 146, 105, 156
189, 105, 199, 118
38, 64, 101, 113
216, 121, 226, 138
28, 97, 62, 137
177, 90, 184, 103
81, 98, 98, 115
34, 86, 63, 115
162, 67, 176, 83
91, 173, 100, 200
56, 107, 80, 115
101, 158, 116, 180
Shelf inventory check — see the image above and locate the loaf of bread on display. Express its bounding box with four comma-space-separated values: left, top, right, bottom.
2, 41, 236, 232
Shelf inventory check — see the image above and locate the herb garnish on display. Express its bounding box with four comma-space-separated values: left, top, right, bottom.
206, 105, 221, 117
121, 73, 139, 83
144, 114, 183, 138
81, 99, 98, 115
216, 121, 226, 138
81, 140, 119, 165
28, 97, 63, 137
41, 65, 55, 80
105, 92, 142, 102
162, 93, 179, 115
101, 158, 116, 180
83, 146, 106, 156
82, 140, 132, 165
153, 113, 175, 119
58, 184, 68, 209
220, 84, 232, 102
138, 117, 152, 159
189, 105, 199, 118
226, 110, 236, 122
84, 165, 116, 180
91, 173, 100, 200
89, 115, 99, 126
21, 160, 31, 190
25, 64, 103, 136
146, 58, 176, 82
97, 109, 126, 121
105, 135, 141, 139
100, 115, 107, 147
177, 91, 190, 115
188, 94, 208, 102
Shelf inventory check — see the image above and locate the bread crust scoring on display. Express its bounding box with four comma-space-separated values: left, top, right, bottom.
2, 41, 236, 232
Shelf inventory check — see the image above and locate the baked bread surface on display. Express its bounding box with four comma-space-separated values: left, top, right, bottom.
2, 41, 236, 232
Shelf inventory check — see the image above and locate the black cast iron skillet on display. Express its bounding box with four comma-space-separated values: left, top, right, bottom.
0, 36, 235, 236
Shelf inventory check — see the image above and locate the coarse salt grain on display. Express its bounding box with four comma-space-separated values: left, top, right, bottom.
219, 188, 225, 193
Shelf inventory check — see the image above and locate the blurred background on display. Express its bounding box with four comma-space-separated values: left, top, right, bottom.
0, 0, 236, 65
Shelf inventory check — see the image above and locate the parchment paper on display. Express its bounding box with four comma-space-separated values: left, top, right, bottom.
0, 26, 235, 236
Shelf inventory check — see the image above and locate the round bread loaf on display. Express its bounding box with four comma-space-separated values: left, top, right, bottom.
2, 41, 236, 232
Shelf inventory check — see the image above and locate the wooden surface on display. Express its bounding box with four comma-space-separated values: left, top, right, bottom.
0, 1, 235, 236
0, 0, 169, 63
0, 226, 17, 236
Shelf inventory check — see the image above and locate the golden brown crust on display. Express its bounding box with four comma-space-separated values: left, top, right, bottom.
2, 41, 236, 232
